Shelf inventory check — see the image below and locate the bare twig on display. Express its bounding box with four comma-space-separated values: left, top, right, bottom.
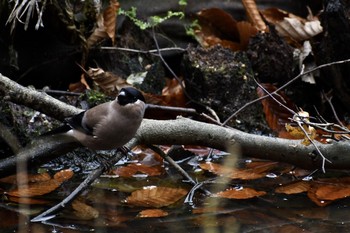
254, 78, 331, 172
151, 27, 221, 123
147, 145, 211, 195
223, 59, 350, 125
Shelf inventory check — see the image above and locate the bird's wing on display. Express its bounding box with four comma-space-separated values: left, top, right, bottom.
65, 111, 94, 136
79, 102, 111, 135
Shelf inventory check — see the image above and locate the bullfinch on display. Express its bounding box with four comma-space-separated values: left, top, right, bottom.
64, 87, 146, 150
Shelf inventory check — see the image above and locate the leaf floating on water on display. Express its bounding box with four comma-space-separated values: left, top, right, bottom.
138, 209, 169, 218
214, 187, 266, 199
7, 169, 73, 197
125, 186, 188, 208
72, 199, 99, 220
275, 181, 311, 194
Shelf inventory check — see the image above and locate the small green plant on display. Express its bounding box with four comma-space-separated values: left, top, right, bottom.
119, 7, 184, 30
185, 19, 201, 37
85, 90, 109, 106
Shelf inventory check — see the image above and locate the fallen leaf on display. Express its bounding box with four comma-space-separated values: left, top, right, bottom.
72, 199, 99, 220
214, 187, 266, 199
0, 172, 51, 185
87, 67, 128, 95
7, 169, 73, 197
103, 0, 120, 44
256, 83, 296, 135
275, 181, 311, 194
199, 162, 274, 180
7, 196, 49, 205
113, 163, 164, 177
307, 186, 332, 207
242, 0, 267, 31
125, 186, 188, 208
138, 209, 168, 218
315, 185, 350, 201
261, 8, 322, 42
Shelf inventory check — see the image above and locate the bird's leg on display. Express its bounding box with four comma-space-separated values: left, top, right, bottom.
95, 147, 133, 171
95, 150, 116, 171
117, 146, 135, 158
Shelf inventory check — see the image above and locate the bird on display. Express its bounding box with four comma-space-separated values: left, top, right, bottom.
64, 87, 146, 151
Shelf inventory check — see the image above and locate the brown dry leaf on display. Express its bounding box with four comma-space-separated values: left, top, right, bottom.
192, 207, 226, 214
138, 209, 169, 218
69, 80, 88, 92
53, 169, 74, 182
113, 163, 164, 177
87, 14, 108, 48
103, 0, 120, 44
275, 180, 311, 194
315, 184, 350, 201
256, 84, 296, 136
214, 187, 266, 199
199, 162, 273, 180
285, 111, 317, 146
236, 21, 258, 49
7, 169, 73, 197
307, 186, 332, 207
194, 10, 258, 50
87, 67, 128, 95
261, 8, 322, 42
125, 186, 188, 208
72, 199, 99, 220
241, 0, 267, 31
162, 78, 187, 107
7, 196, 49, 205
0, 172, 51, 185
196, 8, 239, 40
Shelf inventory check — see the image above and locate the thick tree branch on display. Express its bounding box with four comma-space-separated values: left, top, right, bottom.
1, 73, 350, 178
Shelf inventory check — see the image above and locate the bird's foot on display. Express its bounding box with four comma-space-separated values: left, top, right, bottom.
96, 153, 114, 172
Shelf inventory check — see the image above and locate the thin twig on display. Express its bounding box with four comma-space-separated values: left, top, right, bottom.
223, 58, 350, 125
147, 145, 211, 195
31, 151, 124, 222
151, 27, 221, 123
99, 46, 186, 54
255, 78, 331, 172
322, 90, 346, 128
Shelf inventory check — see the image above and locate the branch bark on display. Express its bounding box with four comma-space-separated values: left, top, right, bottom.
1, 73, 350, 178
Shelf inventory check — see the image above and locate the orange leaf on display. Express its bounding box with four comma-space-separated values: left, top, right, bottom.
214, 187, 266, 199
307, 186, 332, 207
195, 8, 246, 51
7, 196, 49, 205
53, 169, 74, 182
72, 199, 99, 220
138, 209, 169, 218
162, 78, 187, 107
7, 169, 73, 197
113, 163, 164, 177
125, 186, 188, 208
241, 0, 267, 31
87, 14, 108, 47
275, 181, 311, 194
103, 0, 120, 44
0, 172, 51, 184
315, 185, 350, 201
196, 8, 239, 40
256, 83, 296, 136
87, 67, 128, 95
199, 162, 274, 180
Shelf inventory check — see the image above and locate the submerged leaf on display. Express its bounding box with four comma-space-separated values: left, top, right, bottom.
125, 186, 188, 208
214, 187, 266, 199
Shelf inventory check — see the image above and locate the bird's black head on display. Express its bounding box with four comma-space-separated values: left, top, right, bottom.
117, 87, 145, 106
